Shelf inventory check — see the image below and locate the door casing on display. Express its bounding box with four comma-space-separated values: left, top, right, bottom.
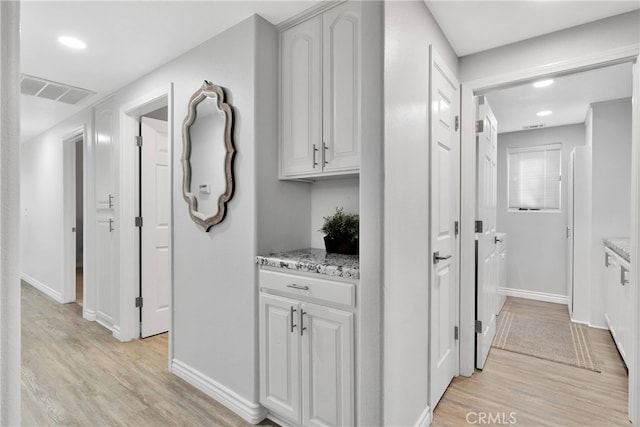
117, 84, 173, 361
459, 46, 640, 423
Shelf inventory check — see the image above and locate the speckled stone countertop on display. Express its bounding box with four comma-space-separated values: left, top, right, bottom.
604, 237, 631, 262
256, 248, 359, 280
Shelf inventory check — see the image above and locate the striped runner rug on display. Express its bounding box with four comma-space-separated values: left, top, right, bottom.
492, 298, 600, 372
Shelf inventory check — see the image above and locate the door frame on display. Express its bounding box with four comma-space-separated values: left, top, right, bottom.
459, 46, 640, 422
62, 127, 86, 304
117, 84, 173, 357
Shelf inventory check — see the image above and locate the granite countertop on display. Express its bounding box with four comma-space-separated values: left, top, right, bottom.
255, 248, 359, 280
603, 237, 631, 262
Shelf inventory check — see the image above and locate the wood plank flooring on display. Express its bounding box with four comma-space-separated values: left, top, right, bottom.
432, 297, 630, 427
21, 281, 277, 426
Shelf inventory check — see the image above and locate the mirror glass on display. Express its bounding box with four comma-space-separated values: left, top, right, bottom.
188, 95, 227, 219
182, 81, 236, 231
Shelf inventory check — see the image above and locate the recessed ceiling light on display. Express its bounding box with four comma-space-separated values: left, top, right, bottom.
533, 79, 554, 88
536, 110, 553, 117
58, 36, 86, 50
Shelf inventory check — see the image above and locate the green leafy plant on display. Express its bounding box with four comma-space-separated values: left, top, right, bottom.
320, 207, 359, 243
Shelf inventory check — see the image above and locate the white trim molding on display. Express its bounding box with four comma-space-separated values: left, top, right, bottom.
171, 359, 268, 424
499, 287, 568, 305
21, 273, 63, 303
415, 405, 432, 427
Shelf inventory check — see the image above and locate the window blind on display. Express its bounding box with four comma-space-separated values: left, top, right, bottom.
508, 143, 561, 210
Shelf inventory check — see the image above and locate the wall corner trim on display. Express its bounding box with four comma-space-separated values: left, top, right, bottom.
500, 287, 568, 305
171, 359, 267, 424
415, 405, 432, 427
21, 273, 63, 303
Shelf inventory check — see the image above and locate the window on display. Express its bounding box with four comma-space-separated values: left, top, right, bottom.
508, 143, 561, 211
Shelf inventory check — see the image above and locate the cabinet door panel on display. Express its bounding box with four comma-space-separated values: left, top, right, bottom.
302, 302, 354, 426
322, 1, 360, 172
260, 294, 301, 424
281, 16, 322, 177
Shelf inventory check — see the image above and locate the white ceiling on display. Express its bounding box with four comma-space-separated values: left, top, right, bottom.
425, 1, 640, 57
20, 1, 640, 142
20, 1, 319, 142
485, 62, 633, 134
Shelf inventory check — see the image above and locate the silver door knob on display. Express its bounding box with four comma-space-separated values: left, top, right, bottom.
433, 251, 452, 264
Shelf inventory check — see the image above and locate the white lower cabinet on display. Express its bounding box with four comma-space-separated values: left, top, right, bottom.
259, 272, 355, 426
603, 247, 631, 365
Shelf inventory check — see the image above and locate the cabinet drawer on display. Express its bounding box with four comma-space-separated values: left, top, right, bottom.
259, 269, 356, 308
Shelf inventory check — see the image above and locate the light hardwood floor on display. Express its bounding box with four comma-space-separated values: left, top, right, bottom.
21, 281, 277, 426
432, 297, 630, 427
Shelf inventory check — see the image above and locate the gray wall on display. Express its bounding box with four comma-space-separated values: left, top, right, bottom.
497, 124, 586, 297
383, 1, 459, 425
589, 98, 632, 326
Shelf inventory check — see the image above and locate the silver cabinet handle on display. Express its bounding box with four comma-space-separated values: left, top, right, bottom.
286, 284, 309, 291
621, 266, 629, 286
433, 251, 452, 264
300, 309, 307, 336
312, 144, 318, 168
322, 142, 328, 165
108, 194, 114, 209
290, 306, 297, 333
605, 252, 610, 267
108, 218, 114, 233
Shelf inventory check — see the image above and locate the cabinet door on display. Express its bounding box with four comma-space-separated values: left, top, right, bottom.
604, 250, 618, 332
301, 302, 354, 427
322, 1, 361, 173
259, 294, 301, 424
619, 258, 631, 362
281, 16, 322, 177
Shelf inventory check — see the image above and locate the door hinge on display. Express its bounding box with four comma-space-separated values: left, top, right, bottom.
135, 296, 143, 308
454, 115, 459, 132
135, 216, 143, 227
135, 135, 143, 147
475, 220, 483, 233
475, 119, 485, 133
475, 320, 483, 334
454, 221, 459, 236
454, 326, 459, 340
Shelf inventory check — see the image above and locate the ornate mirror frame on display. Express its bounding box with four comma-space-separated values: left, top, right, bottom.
181, 80, 236, 231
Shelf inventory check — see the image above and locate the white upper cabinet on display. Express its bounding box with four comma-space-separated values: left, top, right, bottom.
281, 16, 322, 177
280, 2, 361, 179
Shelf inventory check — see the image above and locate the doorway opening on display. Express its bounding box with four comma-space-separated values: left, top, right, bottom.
75, 137, 84, 306
63, 128, 86, 306
117, 85, 173, 348
455, 56, 638, 425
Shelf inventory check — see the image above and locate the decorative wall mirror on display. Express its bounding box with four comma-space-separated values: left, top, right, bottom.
182, 80, 236, 231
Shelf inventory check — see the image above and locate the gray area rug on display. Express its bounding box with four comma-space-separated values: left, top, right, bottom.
492, 298, 600, 372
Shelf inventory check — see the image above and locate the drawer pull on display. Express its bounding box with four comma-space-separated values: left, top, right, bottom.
287, 284, 309, 291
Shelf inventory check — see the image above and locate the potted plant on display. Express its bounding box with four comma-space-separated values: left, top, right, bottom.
320, 207, 359, 255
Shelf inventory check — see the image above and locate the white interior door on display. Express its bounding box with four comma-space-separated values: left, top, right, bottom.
140, 117, 170, 338
475, 95, 498, 370
429, 47, 460, 409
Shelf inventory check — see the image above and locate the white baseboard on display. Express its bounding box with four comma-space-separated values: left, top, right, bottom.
83, 308, 96, 322
171, 358, 267, 424
500, 287, 568, 305
415, 405, 432, 427
21, 273, 63, 303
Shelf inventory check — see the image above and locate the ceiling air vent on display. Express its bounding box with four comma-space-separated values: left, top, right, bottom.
20, 74, 95, 105
522, 124, 545, 130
